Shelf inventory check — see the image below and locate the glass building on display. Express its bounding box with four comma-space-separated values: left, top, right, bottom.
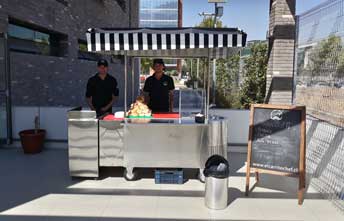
139, 0, 183, 75
140, 0, 181, 28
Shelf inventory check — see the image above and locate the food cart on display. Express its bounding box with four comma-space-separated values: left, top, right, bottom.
68, 28, 247, 181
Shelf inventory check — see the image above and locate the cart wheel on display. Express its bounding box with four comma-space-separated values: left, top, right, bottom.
198, 169, 205, 183
124, 168, 138, 181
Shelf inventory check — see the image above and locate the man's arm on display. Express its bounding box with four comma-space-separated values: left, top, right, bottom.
86, 97, 96, 111
169, 90, 174, 112
101, 79, 119, 112
143, 91, 150, 105
168, 77, 175, 112
86, 79, 96, 111
101, 95, 117, 112
142, 78, 151, 105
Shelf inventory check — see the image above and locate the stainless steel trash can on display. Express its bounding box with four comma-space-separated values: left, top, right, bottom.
205, 176, 228, 209
203, 155, 229, 210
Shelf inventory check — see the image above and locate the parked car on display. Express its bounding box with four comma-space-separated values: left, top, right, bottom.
334, 80, 344, 88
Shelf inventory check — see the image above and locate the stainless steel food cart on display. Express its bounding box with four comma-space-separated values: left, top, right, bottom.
68, 28, 247, 181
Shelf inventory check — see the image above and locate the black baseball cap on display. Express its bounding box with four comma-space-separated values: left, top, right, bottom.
153, 59, 165, 66
97, 59, 108, 67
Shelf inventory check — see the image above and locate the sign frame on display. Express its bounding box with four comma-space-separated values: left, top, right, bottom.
245, 104, 306, 205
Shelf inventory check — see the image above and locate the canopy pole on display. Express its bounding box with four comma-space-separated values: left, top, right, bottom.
203, 58, 207, 116
190, 59, 193, 80
196, 58, 199, 89
206, 51, 211, 122
124, 53, 128, 115
212, 59, 216, 106
131, 57, 135, 103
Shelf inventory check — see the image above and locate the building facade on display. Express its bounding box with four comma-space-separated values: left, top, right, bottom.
0, 0, 139, 143
139, 0, 183, 73
139, 0, 182, 28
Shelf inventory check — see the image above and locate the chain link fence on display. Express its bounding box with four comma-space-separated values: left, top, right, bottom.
296, 0, 344, 127
296, 0, 344, 212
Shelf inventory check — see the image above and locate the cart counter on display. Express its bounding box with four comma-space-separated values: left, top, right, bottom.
68, 109, 228, 181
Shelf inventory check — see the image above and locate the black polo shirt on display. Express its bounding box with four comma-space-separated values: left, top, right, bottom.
86, 73, 119, 114
143, 73, 175, 112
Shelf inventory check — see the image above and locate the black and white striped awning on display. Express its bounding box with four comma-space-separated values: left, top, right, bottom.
86, 28, 247, 58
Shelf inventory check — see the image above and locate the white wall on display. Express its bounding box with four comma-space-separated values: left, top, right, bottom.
210, 109, 250, 145
12, 106, 125, 141
11, 107, 250, 148
12, 106, 71, 140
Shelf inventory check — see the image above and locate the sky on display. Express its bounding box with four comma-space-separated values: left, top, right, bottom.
183, 0, 328, 40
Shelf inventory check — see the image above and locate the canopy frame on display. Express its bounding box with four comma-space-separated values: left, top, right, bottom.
86, 27, 247, 121
122, 51, 214, 121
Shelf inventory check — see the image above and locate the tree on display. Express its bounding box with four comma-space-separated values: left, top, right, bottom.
308, 35, 342, 78
239, 42, 268, 109
181, 17, 243, 108
214, 55, 241, 108
140, 58, 153, 75
197, 17, 223, 28
336, 51, 344, 78
194, 17, 241, 107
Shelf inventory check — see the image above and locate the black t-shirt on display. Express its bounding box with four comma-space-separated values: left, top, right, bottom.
143, 73, 175, 112
86, 73, 119, 113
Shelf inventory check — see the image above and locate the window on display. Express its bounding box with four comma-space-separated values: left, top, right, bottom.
140, 20, 178, 28
9, 24, 48, 42
140, 10, 178, 21
139, 0, 179, 28
140, 0, 178, 10
78, 39, 101, 61
8, 21, 68, 57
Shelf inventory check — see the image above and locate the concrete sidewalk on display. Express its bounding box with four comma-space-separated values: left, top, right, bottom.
0, 148, 343, 221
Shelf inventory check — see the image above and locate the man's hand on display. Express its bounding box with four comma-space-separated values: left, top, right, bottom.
101, 107, 108, 112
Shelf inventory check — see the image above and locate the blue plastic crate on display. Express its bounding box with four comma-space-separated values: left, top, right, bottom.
155, 169, 183, 184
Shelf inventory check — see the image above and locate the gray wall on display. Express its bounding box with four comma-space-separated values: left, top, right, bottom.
0, 0, 139, 108
0, 0, 139, 34
10, 52, 130, 107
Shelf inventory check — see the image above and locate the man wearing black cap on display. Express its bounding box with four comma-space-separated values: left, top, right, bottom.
143, 59, 175, 113
86, 59, 119, 117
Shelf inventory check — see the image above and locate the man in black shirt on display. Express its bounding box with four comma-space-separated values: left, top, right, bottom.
86, 59, 119, 117
143, 59, 175, 113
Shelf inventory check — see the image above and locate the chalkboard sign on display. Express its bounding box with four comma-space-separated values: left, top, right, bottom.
245, 104, 306, 205
251, 107, 302, 173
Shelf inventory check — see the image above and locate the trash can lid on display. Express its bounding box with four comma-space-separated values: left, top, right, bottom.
204, 155, 229, 178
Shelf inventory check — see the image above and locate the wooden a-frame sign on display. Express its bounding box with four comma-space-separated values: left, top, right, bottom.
245, 104, 306, 205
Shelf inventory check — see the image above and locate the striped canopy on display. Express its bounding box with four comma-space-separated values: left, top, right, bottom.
86, 28, 247, 58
